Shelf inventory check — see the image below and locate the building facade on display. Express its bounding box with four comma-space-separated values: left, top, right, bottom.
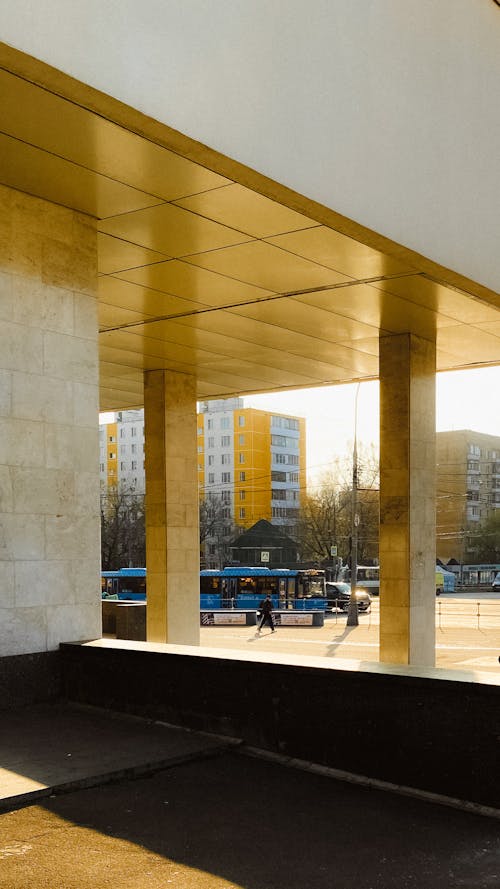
437, 430, 500, 563
197, 399, 306, 531
99, 400, 306, 529
99, 410, 145, 495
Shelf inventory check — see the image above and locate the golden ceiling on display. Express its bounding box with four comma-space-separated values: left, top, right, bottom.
1, 53, 499, 411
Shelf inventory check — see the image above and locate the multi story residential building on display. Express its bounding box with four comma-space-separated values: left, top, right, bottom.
197, 398, 306, 530
99, 410, 145, 495
99, 401, 306, 531
437, 430, 500, 563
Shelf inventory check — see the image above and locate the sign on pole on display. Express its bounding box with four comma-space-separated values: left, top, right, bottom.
330, 545, 337, 557
261, 551, 270, 562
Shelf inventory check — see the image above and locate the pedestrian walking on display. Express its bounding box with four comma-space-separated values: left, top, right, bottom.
257, 594, 276, 633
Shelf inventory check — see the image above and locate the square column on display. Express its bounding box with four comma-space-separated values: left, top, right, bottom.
144, 369, 200, 645
0, 185, 100, 656
379, 333, 436, 666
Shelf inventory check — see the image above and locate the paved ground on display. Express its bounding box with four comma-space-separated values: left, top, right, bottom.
1, 704, 499, 888
199, 600, 500, 674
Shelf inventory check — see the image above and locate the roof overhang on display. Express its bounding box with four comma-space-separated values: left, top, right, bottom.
1, 43, 499, 412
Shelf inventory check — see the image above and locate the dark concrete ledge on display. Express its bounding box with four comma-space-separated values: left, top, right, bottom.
60, 639, 500, 809
0, 651, 62, 710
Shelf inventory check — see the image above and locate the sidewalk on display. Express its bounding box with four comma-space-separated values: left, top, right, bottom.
0, 703, 499, 888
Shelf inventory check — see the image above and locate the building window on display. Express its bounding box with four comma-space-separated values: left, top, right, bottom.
131, 427, 137, 437
275, 453, 286, 464
221, 454, 231, 465
221, 435, 231, 447
108, 452, 116, 459
99, 463, 105, 473
208, 455, 215, 466
287, 455, 299, 465
239, 453, 245, 464
221, 490, 231, 503
221, 417, 230, 430
131, 444, 137, 454
131, 460, 137, 470
239, 507, 246, 519
238, 434, 245, 445
222, 472, 231, 483
239, 471, 246, 481
120, 462, 126, 471
208, 437, 215, 448
272, 471, 287, 482
207, 419, 213, 430
289, 472, 299, 483
120, 428, 125, 438
208, 472, 215, 484
222, 507, 231, 519
272, 489, 287, 500
239, 490, 246, 500
109, 435, 115, 443
238, 416, 245, 427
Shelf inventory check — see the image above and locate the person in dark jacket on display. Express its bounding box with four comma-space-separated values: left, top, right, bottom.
257, 594, 276, 633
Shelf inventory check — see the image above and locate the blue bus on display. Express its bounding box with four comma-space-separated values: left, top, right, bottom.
102, 566, 327, 610
101, 568, 146, 601
200, 566, 327, 611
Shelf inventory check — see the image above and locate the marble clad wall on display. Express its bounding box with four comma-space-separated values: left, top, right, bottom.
379, 333, 436, 666
145, 369, 200, 646
0, 185, 101, 656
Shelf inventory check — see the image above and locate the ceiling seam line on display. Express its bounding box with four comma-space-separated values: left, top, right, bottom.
100, 272, 422, 332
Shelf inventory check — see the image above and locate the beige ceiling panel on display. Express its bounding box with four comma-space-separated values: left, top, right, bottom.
0, 69, 230, 200
100, 327, 224, 366
293, 282, 444, 339
186, 241, 350, 292
173, 311, 378, 376
166, 311, 352, 382
340, 336, 380, 357
0, 134, 161, 218
267, 226, 414, 278
100, 391, 144, 411
197, 357, 317, 389
99, 345, 187, 372
372, 276, 500, 324
99, 376, 144, 398
98, 275, 205, 319
117, 259, 274, 307
98, 203, 251, 256
99, 302, 155, 330
476, 320, 500, 337
174, 184, 318, 238
231, 295, 379, 342
98, 233, 169, 274
437, 326, 500, 364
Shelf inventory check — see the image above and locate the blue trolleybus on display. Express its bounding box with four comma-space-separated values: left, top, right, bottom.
102, 566, 327, 610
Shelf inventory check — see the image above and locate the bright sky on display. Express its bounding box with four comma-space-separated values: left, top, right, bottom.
100, 366, 500, 484
245, 366, 500, 482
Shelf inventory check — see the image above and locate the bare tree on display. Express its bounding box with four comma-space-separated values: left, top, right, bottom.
296, 445, 379, 569
199, 493, 237, 569
100, 487, 145, 570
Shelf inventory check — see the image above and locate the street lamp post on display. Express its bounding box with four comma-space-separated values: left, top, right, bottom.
347, 384, 361, 627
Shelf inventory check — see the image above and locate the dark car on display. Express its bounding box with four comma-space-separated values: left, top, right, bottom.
325, 581, 372, 613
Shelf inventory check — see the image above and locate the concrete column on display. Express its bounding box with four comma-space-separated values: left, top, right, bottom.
0, 185, 100, 656
144, 369, 200, 645
379, 333, 436, 666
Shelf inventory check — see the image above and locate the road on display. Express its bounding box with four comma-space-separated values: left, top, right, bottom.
200, 594, 500, 674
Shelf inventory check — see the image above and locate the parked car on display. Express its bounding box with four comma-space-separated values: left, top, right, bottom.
492, 573, 500, 589
325, 581, 372, 613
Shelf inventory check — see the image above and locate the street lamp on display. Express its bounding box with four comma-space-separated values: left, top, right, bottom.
347, 383, 361, 627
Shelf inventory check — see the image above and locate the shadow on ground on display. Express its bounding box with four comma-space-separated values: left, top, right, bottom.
2, 752, 499, 889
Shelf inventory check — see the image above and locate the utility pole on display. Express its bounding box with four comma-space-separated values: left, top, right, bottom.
347, 383, 361, 627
